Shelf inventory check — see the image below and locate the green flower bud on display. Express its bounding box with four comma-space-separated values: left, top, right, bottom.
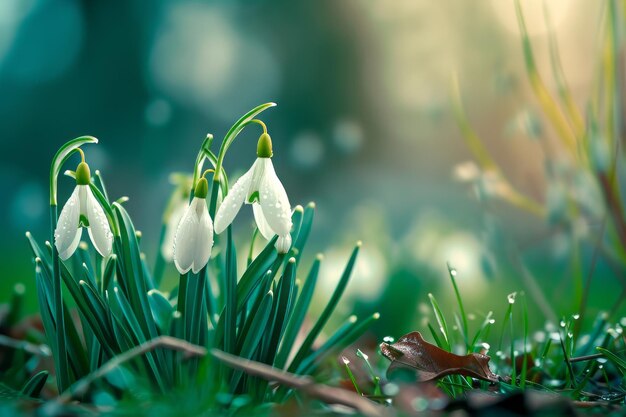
75, 162, 91, 185
257, 133, 273, 158
194, 177, 209, 199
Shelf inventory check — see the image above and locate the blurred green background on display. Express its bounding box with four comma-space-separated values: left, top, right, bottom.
1, 0, 622, 338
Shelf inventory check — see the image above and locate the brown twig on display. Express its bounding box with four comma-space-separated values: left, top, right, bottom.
57, 336, 207, 404
570, 348, 626, 363
211, 349, 392, 417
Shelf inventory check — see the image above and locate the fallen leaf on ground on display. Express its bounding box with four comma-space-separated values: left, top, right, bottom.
380, 331, 499, 383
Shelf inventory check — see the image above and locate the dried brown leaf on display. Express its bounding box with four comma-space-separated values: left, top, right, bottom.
380, 331, 499, 383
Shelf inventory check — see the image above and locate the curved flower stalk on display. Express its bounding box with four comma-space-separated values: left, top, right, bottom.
173, 176, 214, 274
214, 128, 293, 253
54, 150, 113, 260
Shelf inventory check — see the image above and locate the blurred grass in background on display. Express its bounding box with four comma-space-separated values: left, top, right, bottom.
0, 0, 622, 337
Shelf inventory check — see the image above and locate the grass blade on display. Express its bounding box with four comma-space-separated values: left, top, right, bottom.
287, 242, 361, 373
275, 255, 322, 369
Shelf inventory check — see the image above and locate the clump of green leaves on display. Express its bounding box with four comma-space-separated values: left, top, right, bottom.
24, 103, 377, 413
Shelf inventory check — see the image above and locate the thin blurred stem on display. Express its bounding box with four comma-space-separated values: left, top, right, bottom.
608, 287, 626, 319
543, 2, 585, 139
515, 0, 578, 158
452, 74, 545, 217
607, 0, 624, 154
451, 74, 498, 171
599, 173, 626, 255
508, 246, 558, 325
574, 217, 607, 339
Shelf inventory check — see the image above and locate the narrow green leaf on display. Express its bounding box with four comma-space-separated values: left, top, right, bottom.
275, 255, 321, 369
109, 287, 165, 389
20, 371, 48, 398
297, 313, 380, 376
236, 273, 273, 353
78, 280, 117, 356
287, 242, 361, 373
213, 237, 279, 350
102, 255, 117, 293
236, 236, 278, 311
224, 227, 237, 355
428, 293, 451, 351
263, 258, 296, 366
274, 255, 316, 369
112, 203, 161, 345
230, 290, 273, 390
188, 270, 208, 347
148, 289, 174, 333
447, 265, 469, 351
597, 347, 626, 375
293, 203, 315, 262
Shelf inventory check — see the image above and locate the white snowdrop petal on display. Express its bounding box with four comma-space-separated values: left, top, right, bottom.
55, 186, 82, 260
275, 234, 292, 254
84, 186, 113, 257
173, 202, 199, 274
214, 166, 254, 234
252, 202, 275, 240
59, 229, 83, 261
192, 199, 213, 274
247, 158, 265, 201
259, 159, 292, 236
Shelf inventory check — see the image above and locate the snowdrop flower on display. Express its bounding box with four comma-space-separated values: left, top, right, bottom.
214, 132, 292, 253
173, 177, 214, 274
54, 157, 113, 260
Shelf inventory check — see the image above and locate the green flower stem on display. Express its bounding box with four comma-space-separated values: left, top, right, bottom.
48, 137, 97, 392
177, 273, 189, 340
191, 134, 214, 196
50, 205, 70, 391
49, 136, 98, 206
212, 102, 276, 183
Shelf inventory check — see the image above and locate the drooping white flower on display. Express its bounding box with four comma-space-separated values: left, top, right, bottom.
54, 161, 113, 260
214, 132, 292, 253
173, 177, 214, 274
